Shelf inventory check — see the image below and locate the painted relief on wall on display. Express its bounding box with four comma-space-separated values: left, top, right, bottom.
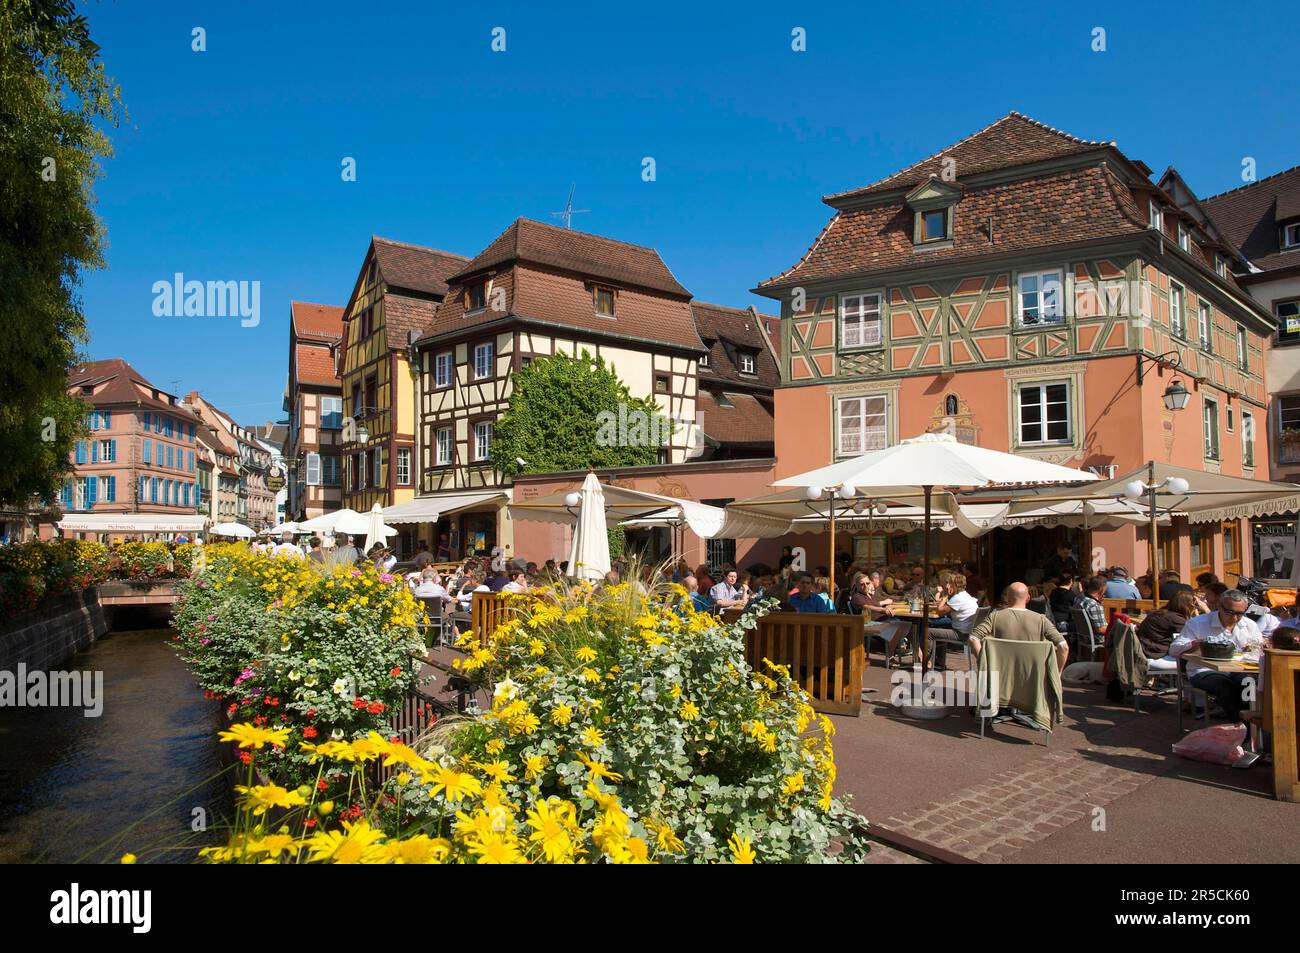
926, 393, 979, 445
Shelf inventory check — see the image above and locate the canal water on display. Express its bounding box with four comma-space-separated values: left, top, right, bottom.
0, 623, 232, 863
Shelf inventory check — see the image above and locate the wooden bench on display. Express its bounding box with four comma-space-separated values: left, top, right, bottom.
746, 612, 865, 716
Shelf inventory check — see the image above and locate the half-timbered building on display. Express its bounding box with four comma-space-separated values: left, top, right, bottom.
284, 301, 345, 521
755, 112, 1277, 584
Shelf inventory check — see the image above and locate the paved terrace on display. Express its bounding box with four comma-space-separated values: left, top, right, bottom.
420, 646, 1298, 864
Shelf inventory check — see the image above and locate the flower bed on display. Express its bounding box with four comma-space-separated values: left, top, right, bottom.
0, 539, 111, 618
193, 577, 870, 864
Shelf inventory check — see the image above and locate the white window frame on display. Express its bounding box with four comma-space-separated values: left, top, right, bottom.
396, 447, 411, 485
435, 352, 453, 389
1017, 269, 1065, 326
1283, 222, 1300, 249
473, 420, 493, 462
1016, 379, 1073, 446
305, 452, 321, 486
320, 396, 343, 429
1203, 397, 1220, 461
738, 351, 756, 375
1169, 282, 1184, 338
1236, 324, 1248, 371
840, 291, 883, 349
473, 342, 494, 380
1198, 301, 1212, 350
1242, 410, 1255, 468
836, 395, 888, 456
1149, 201, 1162, 232
435, 427, 453, 466
1178, 223, 1189, 251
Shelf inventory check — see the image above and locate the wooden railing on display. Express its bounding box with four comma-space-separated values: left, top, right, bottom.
747, 612, 865, 716
1101, 598, 1156, 621
471, 591, 512, 645
370, 687, 442, 786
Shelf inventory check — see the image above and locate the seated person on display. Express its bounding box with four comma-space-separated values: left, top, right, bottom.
1026, 585, 1050, 616
1158, 570, 1193, 598
789, 574, 833, 613
931, 573, 979, 669
1048, 572, 1080, 626
709, 569, 750, 611
969, 582, 1070, 672
680, 574, 713, 614
455, 572, 490, 611
1104, 566, 1141, 600
1169, 589, 1262, 722
1136, 590, 1200, 671
1076, 574, 1109, 641
1135, 574, 1154, 600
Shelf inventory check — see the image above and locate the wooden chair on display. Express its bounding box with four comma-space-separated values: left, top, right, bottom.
1069, 606, 1104, 662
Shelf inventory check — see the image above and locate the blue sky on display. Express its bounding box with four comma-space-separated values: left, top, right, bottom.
79, 0, 1299, 424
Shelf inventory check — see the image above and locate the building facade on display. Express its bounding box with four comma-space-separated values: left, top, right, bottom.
1202, 165, 1300, 567
756, 113, 1275, 585
285, 301, 345, 521
338, 237, 468, 514
62, 360, 204, 520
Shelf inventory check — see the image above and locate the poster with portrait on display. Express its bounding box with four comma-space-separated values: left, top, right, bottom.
1252, 520, 1297, 581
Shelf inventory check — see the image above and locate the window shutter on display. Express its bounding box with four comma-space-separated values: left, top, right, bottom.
87, 476, 97, 506
307, 452, 321, 485
108, 476, 116, 502
90, 441, 99, 463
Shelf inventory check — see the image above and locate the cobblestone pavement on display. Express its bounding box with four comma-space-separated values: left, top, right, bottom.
862, 840, 929, 864
879, 745, 1162, 863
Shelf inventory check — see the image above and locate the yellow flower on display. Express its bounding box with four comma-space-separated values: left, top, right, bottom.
576, 752, 623, 783
380, 835, 451, 864
467, 831, 524, 864
728, 832, 757, 864
529, 638, 546, 656
235, 784, 308, 816
580, 667, 600, 684
305, 820, 387, 864
551, 704, 573, 726
525, 799, 578, 862
650, 822, 684, 854
219, 723, 290, 749
120, 852, 137, 864
485, 738, 505, 756
575, 645, 598, 663
476, 760, 516, 783
509, 711, 540, 736
425, 766, 484, 803
581, 726, 605, 747
781, 771, 806, 796
678, 701, 700, 722
523, 754, 546, 780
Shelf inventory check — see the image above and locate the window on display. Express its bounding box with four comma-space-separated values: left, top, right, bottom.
1216, 255, 1228, 278
837, 395, 888, 455
435, 352, 453, 389
840, 292, 883, 348
364, 375, 377, 416
143, 412, 152, 431
1283, 222, 1300, 249
321, 397, 343, 429
473, 342, 494, 380
357, 451, 367, 490
473, 420, 493, 461
1169, 283, 1184, 338
436, 427, 453, 466
99, 476, 115, 503
143, 439, 152, 465
1277, 299, 1300, 345
1018, 270, 1064, 326
466, 282, 487, 312
1236, 324, 1248, 371
397, 447, 411, 485
738, 351, 757, 374
351, 383, 362, 419
1017, 381, 1072, 445
1198, 301, 1212, 350
1149, 200, 1162, 232
920, 208, 948, 242
372, 447, 383, 487
1242, 410, 1255, 468
1227, 406, 1235, 432
698, 346, 711, 369
1178, 223, 1190, 252
655, 374, 670, 394
594, 287, 616, 317
1203, 398, 1220, 460
306, 452, 321, 486
150, 478, 159, 503
322, 455, 340, 486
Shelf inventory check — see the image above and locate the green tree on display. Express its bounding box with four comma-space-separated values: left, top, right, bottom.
0, 0, 124, 506
490, 351, 666, 476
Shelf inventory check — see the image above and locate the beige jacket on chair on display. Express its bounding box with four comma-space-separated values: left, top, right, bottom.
977, 637, 1063, 732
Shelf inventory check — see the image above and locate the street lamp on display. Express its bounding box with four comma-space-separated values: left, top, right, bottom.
1122, 468, 1191, 602
1137, 350, 1193, 412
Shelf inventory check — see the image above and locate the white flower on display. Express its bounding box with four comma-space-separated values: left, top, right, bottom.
288, 670, 301, 682
330, 728, 344, 741
493, 677, 520, 703
332, 678, 348, 696
304, 674, 318, 687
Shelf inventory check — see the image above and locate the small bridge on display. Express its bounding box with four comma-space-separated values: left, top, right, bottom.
97, 580, 181, 606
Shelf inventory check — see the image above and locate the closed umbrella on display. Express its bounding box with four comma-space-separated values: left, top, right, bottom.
567, 472, 611, 583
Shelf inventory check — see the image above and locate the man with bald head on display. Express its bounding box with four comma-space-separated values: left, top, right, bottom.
969, 582, 1070, 671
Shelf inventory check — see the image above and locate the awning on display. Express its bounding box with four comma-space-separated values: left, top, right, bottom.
510, 480, 743, 539
58, 513, 209, 534
383, 490, 509, 525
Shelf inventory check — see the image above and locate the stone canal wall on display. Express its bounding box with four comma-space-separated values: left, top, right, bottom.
0, 581, 178, 672
0, 589, 110, 673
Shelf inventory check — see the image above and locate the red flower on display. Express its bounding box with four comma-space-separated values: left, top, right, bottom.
303, 726, 318, 739
306, 708, 317, 719
366, 701, 385, 715
352, 697, 367, 710
239, 752, 252, 765
304, 818, 317, 829
317, 779, 328, 791
389, 667, 402, 677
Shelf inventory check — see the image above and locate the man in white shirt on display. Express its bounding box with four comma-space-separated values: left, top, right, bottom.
273, 532, 304, 559
709, 569, 749, 611
1169, 589, 1261, 722
503, 569, 529, 594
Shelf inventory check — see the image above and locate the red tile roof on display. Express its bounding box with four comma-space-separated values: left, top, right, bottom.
291, 301, 345, 342
447, 218, 692, 298
1202, 166, 1300, 275
383, 293, 438, 350
696, 390, 774, 447
372, 237, 468, 298
295, 342, 339, 387
824, 112, 1112, 204
760, 163, 1147, 290
691, 302, 780, 389
68, 358, 195, 415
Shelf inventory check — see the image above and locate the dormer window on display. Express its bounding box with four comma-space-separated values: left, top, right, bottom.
738, 350, 757, 375
1216, 255, 1228, 278
594, 286, 616, 317
1283, 221, 1300, 249
1178, 223, 1189, 252
698, 345, 711, 369
1149, 200, 1162, 232
466, 282, 487, 312
905, 177, 960, 247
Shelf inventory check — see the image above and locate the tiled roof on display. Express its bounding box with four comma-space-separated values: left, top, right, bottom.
759, 163, 1147, 290
697, 390, 774, 447
383, 293, 438, 350
1201, 166, 1300, 275
295, 342, 339, 388
824, 112, 1112, 203
691, 301, 780, 389
68, 358, 191, 414
372, 237, 468, 297
291, 301, 344, 342
447, 218, 692, 298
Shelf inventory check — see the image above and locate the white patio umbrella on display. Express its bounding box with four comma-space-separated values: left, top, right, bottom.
265, 520, 300, 536
211, 521, 255, 538
770, 432, 1098, 668
330, 503, 397, 554
296, 508, 362, 534
567, 472, 612, 583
